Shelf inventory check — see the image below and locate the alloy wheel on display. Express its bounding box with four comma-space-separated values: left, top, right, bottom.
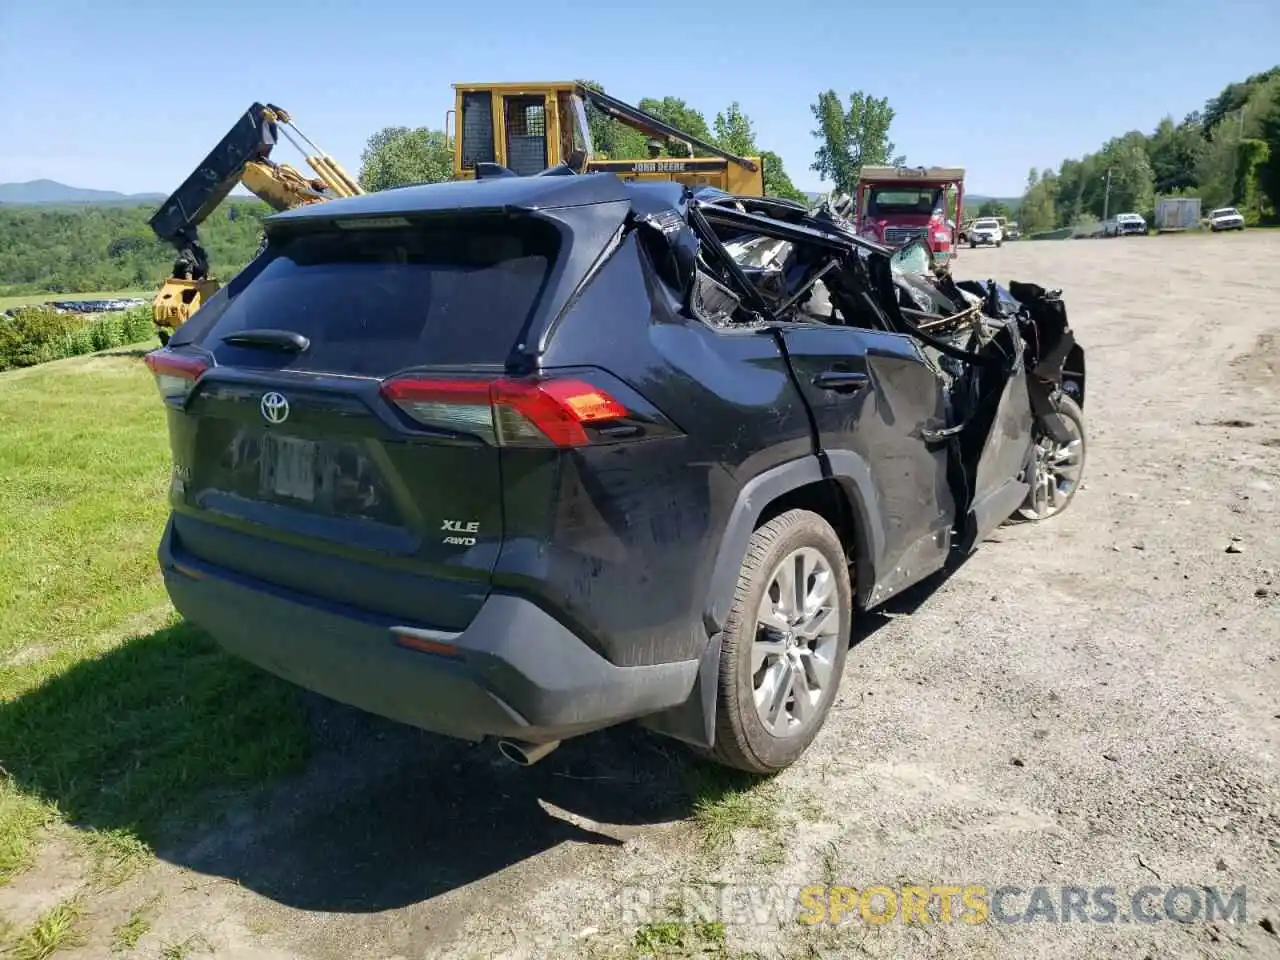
750, 547, 842, 737
1019, 419, 1084, 520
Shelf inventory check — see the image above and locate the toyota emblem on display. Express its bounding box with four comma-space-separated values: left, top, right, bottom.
260, 391, 290, 424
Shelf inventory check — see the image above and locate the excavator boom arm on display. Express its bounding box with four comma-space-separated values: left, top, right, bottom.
574, 85, 759, 172
148, 101, 361, 336
148, 103, 301, 253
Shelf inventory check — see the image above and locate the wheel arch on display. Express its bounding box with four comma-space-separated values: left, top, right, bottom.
644, 453, 883, 751
702, 453, 885, 638
1063, 343, 1086, 408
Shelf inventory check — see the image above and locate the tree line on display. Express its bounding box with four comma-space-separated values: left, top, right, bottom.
0, 201, 270, 297
1019, 67, 1280, 233
357, 82, 909, 206
2, 69, 1277, 297
1, 83, 896, 296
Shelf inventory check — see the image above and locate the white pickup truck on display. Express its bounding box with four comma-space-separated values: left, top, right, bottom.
1207, 207, 1246, 232
967, 217, 1004, 248
1104, 213, 1149, 237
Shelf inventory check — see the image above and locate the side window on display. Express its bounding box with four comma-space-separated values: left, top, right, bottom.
504, 96, 547, 176
459, 93, 495, 170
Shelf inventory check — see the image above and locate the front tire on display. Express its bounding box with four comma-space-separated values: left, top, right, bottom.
1018, 393, 1086, 521
706, 510, 852, 774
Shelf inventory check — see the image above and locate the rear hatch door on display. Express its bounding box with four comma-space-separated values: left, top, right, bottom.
165, 212, 561, 629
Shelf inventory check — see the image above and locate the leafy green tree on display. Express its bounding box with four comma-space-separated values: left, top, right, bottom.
0, 201, 267, 297
358, 126, 452, 191
1097, 133, 1156, 216
1019, 168, 1058, 234
809, 90, 904, 195
1203, 67, 1280, 138
713, 103, 756, 157
1146, 115, 1204, 193
1256, 88, 1280, 219
977, 200, 1012, 219
1195, 133, 1239, 208
576, 79, 649, 160
760, 151, 809, 205
637, 97, 712, 157
1233, 138, 1270, 216
1054, 157, 1091, 226
706, 102, 807, 204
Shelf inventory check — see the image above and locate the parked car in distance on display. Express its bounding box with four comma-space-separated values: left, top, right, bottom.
145, 175, 1087, 776
1104, 212, 1149, 237
1005, 221, 1022, 241
968, 217, 1004, 247
1207, 207, 1246, 232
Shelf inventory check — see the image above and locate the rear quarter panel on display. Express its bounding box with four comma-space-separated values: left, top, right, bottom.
514, 233, 814, 666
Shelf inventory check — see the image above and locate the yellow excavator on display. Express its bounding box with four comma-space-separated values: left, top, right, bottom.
150, 85, 765, 340
147, 103, 363, 342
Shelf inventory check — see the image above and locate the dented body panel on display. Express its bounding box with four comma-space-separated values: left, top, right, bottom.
150, 172, 1085, 753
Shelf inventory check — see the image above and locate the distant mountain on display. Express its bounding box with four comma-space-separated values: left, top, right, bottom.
0, 179, 166, 206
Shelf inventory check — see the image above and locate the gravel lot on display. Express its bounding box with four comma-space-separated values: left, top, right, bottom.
5, 231, 1279, 959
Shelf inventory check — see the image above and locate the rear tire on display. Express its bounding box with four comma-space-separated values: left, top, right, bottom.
705, 510, 852, 775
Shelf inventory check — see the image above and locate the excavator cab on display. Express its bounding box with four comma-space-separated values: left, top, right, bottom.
450, 83, 591, 178
448, 82, 765, 195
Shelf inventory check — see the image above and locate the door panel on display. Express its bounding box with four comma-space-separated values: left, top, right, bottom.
964, 364, 1033, 548
777, 324, 954, 605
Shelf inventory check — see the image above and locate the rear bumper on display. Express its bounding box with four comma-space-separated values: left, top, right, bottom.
159, 519, 700, 744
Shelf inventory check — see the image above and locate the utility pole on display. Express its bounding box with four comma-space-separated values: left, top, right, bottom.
1230, 106, 1246, 203
1103, 167, 1113, 222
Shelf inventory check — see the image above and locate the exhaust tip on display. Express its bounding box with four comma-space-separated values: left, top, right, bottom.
497, 738, 561, 767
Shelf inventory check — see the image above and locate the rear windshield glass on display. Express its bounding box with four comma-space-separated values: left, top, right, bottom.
181, 215, 559, 376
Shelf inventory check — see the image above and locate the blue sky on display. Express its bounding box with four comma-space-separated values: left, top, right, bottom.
1, 0, 1277, 198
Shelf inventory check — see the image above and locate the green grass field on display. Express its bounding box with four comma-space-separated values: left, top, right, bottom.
0, 347, 309, 889
0, 290, 150, 311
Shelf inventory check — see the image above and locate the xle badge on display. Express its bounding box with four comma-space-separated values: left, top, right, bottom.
442, 519, 479, 546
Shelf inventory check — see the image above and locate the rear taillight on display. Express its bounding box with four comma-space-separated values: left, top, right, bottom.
143, 349, 208, 401
380, 375, 629, 447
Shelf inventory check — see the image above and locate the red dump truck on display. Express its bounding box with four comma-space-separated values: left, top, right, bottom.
855, 165, 965, 267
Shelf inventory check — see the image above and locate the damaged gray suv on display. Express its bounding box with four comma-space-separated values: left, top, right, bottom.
146, 174, 1086, 774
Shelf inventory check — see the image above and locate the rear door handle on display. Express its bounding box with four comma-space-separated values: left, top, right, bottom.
812, 370, 869, 394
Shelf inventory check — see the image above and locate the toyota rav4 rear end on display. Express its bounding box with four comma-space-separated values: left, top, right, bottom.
149, 176, 703, 755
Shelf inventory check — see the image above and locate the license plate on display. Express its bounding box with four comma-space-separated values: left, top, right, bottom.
264, 435, 317, 502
